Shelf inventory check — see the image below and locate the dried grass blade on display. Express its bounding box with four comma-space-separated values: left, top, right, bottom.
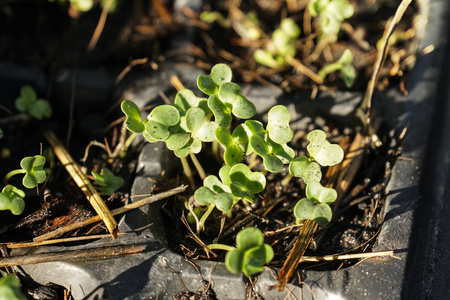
44, 131, 119, 239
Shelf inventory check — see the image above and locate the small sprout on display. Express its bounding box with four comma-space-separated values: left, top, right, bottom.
215, 127, 244, 166
254, 18, 301, 68
227, 163, 266, 203
91, 168, 124, 196
0, 274, 26, 300
20, 155, 46, 189
318, 49, 356, 88
174, 89, 209, 116
194, 174, 234, 212
224, 227, 274, 277
266, 105, 293, 145
217, 82, 256, 119
145, 105, 180, 140
289, 130, 343, 183
293, 198, 332, 226
306, 181, 337, 205
15, 85, 52, 120
308, 0, 354, 37
289, 156, 322, 184
197, 63, 233, 96
185, 107, 219, 142
0, 185, 26, 215
0, 128, 3, 138
200, 11, 232, 28
121, 100, 145, 133
294, 181, 337, 226
306, 130, 344, 166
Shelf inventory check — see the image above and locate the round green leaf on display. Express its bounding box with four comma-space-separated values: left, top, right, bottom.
339, 50, 356, 88
15, 85, 37, 112
242, 244, 274, 277
236, 227, 264, 250
174, 89, 209, 115
95, 168, 124, 196
197, 64, 233, 96
0, 185, 25, 215
229, 164, 266, 194
293, 198, 332, 226
28, 99, 52, 120
214, 193, 234, 211
231, 95, 256, 119
306, 181, 337, 204
20, 155, 46, 189
225, 248, 244, 274
208, 94, 232, 127
216, 127, 244, 166
145, 120, 170, 140
250, 135, 284, 173
194, 186, 216, 206
147, 105, 180, 126
307, 130, 344, 167
173, 137, 202, 158
254, 49, 285, 68
289, 156, 322, 183
307, 0, 329, 16
219, 166, 232, 186
0, 274, 26, 300
121, 100, 145, 133
280, 18, 301, 39
267, 105, 293, 145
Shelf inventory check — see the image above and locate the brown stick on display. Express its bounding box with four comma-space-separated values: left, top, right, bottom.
276, 219, 317, 290
45, 131, 119, 239
285, 56, 324, 84
86, 0, 115, 52
361, 0, 413, 125
0, 244, 146, 268
33, 185, 187, 242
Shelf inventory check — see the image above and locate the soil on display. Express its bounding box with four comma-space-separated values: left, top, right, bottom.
0, 0, 415, 297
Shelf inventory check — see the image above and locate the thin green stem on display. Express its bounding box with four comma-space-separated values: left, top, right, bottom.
120, 132, 138, 158
317, 62, 341, 79
189, 153, 206, 180
197, 203, 215, 233
280, 173, 293, 187
207, 243, 235, 252
180, 157, 195, 190
3, 169, 26, 186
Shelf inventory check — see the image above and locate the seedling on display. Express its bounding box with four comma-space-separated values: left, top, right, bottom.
293, 181, 337, 225
308, 0, 354, 37
91, 168, 124, 196
254, 18, 301, 68
15, 85, 52, 120
318, 49, 356, 88
121, 64, 345, 265
194, 164, 266, 231
0, 128, 3, 138
200, 11, 232, 28
0, 185, 26, 215
289, 130, 343, 225
208, 227, 274, 277
0, 274, 26, 300
200, 11, 261, 41
4, 155, 47, 189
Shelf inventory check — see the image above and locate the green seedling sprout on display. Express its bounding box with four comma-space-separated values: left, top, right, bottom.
4, 155, 47, 189
194, 164, 266, 232
0, 274, 26, 300
254, 18, 301, 68
208, 227, 274, 277
0, 185, 26, 215
91, 168, 124, 196
200, 11, 232, 28
293, 181, 337, 225
308, 0, 354, 37
318, 49, 356, 88
289, 130, 343, 183
15, 85, 52, 120
0, 128, 3, 138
